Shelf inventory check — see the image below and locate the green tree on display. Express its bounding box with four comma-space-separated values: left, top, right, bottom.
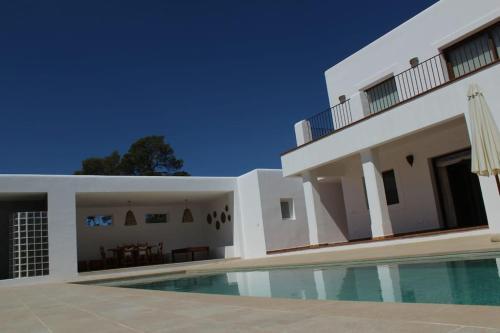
74, 136, 189, 176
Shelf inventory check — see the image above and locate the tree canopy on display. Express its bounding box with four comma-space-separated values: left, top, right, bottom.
74, 136, 189, 176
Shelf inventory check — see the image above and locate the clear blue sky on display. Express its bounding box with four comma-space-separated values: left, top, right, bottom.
0, 0, 437, 176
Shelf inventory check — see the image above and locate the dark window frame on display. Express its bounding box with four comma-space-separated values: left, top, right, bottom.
362, 169, 400, 208
443, 21, 500, 80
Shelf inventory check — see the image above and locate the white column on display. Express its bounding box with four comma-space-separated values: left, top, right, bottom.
377, 264, 402, 302
302, 171, 321, 246
294, 120, 312, 146
361, 149, 393, 239
47, 189, 78, 279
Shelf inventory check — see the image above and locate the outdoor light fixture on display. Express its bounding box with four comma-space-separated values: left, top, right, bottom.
409, 57, 419, 67
124, 201, 137, 226
406, 154, 415, 167
338, 95, 347, 103
182, 199, 194, 223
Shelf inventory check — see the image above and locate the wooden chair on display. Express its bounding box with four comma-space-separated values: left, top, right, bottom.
100, 246, 117, 269
136, 244, 149, 265
151, 242, 164, 264
122, 246, 135, 266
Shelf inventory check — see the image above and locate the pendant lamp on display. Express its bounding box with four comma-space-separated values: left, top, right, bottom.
124, 200, 137, 226
182, 199, 194, 223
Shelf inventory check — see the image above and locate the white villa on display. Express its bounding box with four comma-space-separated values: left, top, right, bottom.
1, 0, 499, 285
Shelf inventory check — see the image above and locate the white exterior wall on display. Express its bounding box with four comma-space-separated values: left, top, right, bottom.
256, 170, 309, 252
324, 0, 500, 105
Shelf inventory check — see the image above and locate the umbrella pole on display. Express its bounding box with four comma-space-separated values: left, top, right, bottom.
496, 175, 500, 195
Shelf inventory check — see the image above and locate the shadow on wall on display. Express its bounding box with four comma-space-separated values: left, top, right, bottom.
318, 181, 350, 243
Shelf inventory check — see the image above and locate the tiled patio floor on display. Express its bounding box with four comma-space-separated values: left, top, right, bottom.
1, 282, 500, 332
2, 230, 500, 332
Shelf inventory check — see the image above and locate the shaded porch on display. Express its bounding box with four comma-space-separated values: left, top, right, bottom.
75, 191, 235, 272
298, 116, 494, 250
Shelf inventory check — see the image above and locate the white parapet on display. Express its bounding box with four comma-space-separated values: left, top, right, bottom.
294, 120, 312, 146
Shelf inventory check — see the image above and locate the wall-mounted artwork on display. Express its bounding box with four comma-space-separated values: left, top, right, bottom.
145, 213, 168, 224
85, 215, 113, 227
207, 204, 230, 230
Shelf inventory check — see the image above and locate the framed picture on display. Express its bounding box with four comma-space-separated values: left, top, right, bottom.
145, 213, 168, 224
85, 215, 113, 227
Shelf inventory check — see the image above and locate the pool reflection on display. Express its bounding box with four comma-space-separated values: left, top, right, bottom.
126, 257, 500, 305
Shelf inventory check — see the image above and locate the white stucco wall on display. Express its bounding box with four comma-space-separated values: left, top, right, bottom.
256, 170, 309, 251
324, 0, 500, 105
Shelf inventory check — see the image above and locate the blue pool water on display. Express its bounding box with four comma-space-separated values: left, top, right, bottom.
118, 253, 500, 306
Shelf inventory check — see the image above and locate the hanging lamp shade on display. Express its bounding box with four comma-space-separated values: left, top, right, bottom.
182, 208, 194, 223
124, 201, 137, 226
125, 210, 137, 226
182, 199, 194, 223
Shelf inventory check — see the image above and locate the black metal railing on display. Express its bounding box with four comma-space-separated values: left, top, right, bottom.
394, 54, 448, 104
306, 100, 351, 141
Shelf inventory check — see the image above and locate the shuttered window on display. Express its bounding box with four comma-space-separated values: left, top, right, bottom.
365, 77, 400, 114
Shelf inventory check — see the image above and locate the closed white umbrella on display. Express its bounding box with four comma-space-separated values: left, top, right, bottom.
467, 83, 500, 177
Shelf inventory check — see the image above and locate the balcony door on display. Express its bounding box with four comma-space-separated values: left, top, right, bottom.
433, 149, 487, 229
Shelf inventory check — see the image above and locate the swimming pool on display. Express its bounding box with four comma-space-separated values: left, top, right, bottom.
107, 252, 500, 306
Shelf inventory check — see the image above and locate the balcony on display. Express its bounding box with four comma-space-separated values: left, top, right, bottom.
288, 22, 500, 153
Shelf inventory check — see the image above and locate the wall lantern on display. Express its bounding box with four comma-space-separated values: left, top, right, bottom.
124, 201, 137, 226
338, 95, 347, 103
182, 199, 194, 223
409, 57, 419, 68
406, 154, 415, 167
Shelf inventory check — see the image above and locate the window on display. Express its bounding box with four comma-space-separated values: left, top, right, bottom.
9, 212, 49, 278
280, 199, 294, 220
145, 213, 168, 224
382, 170, 399, 205
365, 77, 400, 114
361, 169, 399, 207
85, 215, 113, 227
444, 23, 500, 79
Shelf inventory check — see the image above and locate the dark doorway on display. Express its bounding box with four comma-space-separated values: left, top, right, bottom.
446, 159, 487, 227
433, 149, 488, 229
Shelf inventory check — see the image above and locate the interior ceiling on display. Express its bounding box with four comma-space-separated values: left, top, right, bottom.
0, 193, 47, 202
76, 191, 230, 207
